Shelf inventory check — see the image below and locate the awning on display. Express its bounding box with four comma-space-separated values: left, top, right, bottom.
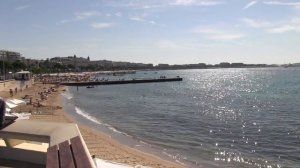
16, 71, 31, 74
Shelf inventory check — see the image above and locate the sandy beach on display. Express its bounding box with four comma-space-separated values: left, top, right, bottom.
1, 82, 183, 168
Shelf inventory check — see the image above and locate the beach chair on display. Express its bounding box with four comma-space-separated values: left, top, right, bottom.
0, 120, 96, 167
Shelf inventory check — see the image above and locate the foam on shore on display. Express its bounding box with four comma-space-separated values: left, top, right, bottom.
61, 88, 73, 100
74, 106, 102, 125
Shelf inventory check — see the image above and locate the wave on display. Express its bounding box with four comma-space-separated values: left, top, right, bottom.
61, 88, 74, 100
105, 124, 131, 137
74, 106, 128, 136
74, 106, 102, 125
107, 126, 123, 134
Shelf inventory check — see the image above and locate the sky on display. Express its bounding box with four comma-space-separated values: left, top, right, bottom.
0, 0, 300, 65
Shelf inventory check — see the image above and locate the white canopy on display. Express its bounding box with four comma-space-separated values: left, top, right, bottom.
16, 71, 31, 74
5, 99, 26, 113
7, 99, 26, 105
5, 101, 18, 109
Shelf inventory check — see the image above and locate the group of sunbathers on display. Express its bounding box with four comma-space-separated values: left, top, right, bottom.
33, 86, 57, 107
36, 74, 93, 84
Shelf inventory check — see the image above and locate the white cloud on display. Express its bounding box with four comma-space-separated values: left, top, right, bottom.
16, 5, 30, 10
210, 34, 245, 40
241, 18, 270, 28
57, 11, 101, 25
106, 0, 224, 9
91, 22, 113, 29
194, 27, 245, 41
243, 1, 258, 9
267, 18, 300, 33
171, 0, 224, 6
115, 12, 123, 17
107, 1, 165, 9
130, 17, 145, 22
291, 17, 300, 24
57, 19, 70, 25
149, 20, 157, 24
267, 25, 295, 33
75, 11, 100, 20
263, 1, 300, 6
242, 17, 300, 33
129, 14, 156, 24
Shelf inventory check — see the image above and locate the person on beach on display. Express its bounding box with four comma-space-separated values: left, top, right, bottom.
9, 89, 13, 97
92, 155, 97, 167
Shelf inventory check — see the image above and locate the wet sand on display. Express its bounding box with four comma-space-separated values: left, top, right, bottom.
1, 82, 183, 168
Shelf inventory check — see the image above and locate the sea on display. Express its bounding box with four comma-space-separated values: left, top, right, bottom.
61, 68, 300, 168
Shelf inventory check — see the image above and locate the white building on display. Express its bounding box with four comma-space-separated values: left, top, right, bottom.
0, 50, 21, 62
15, 71, 32, 80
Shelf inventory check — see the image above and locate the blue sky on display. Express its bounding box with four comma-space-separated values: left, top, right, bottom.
1, 0, 300, 64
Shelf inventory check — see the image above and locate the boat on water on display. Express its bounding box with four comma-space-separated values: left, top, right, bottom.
86, 85, 95, 88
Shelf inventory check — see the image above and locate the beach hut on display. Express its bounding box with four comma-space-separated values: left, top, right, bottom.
15, 70, 32, 80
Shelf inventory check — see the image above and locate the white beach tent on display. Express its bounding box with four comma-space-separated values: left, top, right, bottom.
4, 99, 26, 115
4, 98, 31, 120
5, 101, 18, 109
7, 99, 26, 105
5, 98, 26, 109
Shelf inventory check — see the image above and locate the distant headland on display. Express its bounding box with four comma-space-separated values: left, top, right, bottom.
1, 49, 299, 74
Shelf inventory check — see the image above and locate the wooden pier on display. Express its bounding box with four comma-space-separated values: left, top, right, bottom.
59, 77, 183, 86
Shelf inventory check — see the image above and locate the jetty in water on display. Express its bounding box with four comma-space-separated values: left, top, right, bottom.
59, 77, 183, 86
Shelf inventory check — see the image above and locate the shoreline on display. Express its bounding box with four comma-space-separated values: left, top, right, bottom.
2, 82, 184, 168
60, 90, 190, 167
